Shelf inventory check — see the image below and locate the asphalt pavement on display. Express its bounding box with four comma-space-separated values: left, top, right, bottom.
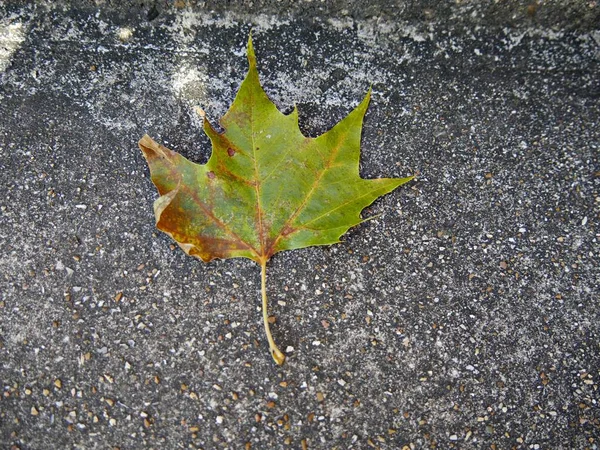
1, 2, 599, 449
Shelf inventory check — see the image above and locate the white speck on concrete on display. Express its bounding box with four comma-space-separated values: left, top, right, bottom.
117, 27, 133, 42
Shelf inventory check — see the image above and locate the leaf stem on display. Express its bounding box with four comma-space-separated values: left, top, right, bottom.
260, 259, 285, 365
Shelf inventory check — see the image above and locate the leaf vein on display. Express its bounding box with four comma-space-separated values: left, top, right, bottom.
298, 183, 392, 228
265, 134, 346, 256
179, 184, 259, 256
250, 88, 266, 257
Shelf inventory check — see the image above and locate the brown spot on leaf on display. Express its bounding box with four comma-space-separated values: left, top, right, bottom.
281, 225, 296, 236
185, 238, 244, 262
227, 148, 236, 157
207, 171, 216, 179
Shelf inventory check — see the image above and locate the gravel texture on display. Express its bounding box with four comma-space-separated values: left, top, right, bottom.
1, 2, 599, 449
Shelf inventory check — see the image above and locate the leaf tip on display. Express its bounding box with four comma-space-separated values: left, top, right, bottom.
139, 134, 159, 159
138, 133, 154, 149
194, 106, 206, 119
247, 33, 256, 68
138, 134, 175, 162
360, 87, 372, 110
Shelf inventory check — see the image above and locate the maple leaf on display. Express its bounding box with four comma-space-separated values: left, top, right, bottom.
139, 36, 413, 365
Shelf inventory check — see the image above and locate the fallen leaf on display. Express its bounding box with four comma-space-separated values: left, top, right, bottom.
139, 36, 413, 365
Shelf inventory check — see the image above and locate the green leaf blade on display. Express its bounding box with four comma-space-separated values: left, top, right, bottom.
139, 36, 413, 264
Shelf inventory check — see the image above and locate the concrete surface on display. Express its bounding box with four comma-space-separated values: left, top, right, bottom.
1, 2, 599, 449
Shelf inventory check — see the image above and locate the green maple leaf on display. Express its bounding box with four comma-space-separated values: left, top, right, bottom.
139, 36, 413, 365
